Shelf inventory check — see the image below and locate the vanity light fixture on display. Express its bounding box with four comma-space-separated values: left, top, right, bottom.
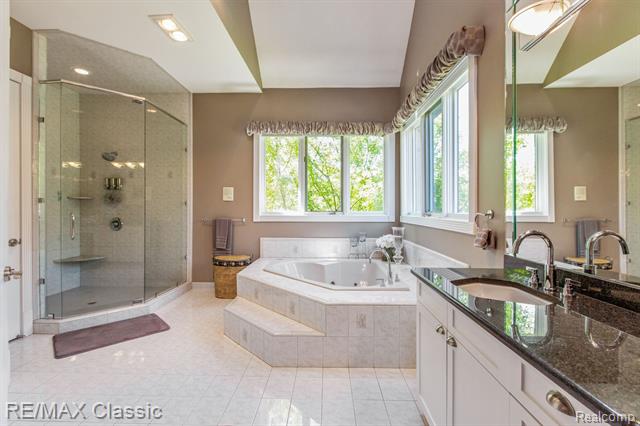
73, 67, 90, 76
508, 0, 570, 36
150, 14, 192, 42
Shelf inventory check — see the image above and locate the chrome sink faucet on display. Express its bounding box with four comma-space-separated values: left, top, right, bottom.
583, 230, 630, 274
369, 248, 393, 284
513, 230, 556, 292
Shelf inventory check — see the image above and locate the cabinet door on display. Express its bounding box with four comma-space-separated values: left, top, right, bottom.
509, 395, 542, 426
417, 303, 447, 426
447, 334, 510, 426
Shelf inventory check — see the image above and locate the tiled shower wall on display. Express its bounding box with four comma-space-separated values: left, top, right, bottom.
623, 85, 640, 276
78, 94, 146, 292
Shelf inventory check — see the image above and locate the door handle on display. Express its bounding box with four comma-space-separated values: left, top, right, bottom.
435, 325, 445, 335
8, 238, 21, 247
3, 266, 22, 282
70, 213, 76, 240
446, 336, 457, 347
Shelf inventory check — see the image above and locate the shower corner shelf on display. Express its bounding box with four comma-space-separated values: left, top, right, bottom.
53, 255, 106, 264
66, 196, 94, 201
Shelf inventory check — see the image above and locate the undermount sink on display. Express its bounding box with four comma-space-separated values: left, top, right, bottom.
455, 282, 553, 306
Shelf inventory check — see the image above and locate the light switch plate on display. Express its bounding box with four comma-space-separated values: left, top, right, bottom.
574, 186, 587, 201
222, 187, 234, 202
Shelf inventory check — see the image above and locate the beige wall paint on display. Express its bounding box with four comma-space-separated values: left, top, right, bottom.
511, 85, 620, 266
399, 0, 506, 268
10, 18, 32, 76
192, 88, 400, 282
210, 0, 262, 88
545, 0, 640, 86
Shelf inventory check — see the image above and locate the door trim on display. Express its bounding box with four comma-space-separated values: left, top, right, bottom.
9, 69, 33, 337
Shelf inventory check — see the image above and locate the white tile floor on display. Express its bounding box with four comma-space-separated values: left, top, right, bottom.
9, 288, 422, 426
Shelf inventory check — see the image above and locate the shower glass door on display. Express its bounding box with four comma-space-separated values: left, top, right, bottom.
57, 82, 145, 317
144, 104, 188, 299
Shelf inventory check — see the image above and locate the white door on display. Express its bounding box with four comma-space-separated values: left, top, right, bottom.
7, 76, 23, 340
2, 1, 13, 423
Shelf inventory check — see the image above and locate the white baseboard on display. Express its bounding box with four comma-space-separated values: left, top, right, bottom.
192, 282, 214, 289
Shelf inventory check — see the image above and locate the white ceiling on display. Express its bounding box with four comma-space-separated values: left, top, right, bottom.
248, 0, 415, 88
10, 0, 261, 93
548, 35, 640, 88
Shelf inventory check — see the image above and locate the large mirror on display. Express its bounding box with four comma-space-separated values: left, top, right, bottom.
505, 0, 640, 279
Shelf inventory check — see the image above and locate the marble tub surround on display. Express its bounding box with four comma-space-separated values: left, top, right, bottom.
224, 258, 416, 367
413, 267, 640, 424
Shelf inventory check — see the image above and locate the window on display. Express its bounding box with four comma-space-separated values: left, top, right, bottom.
505, 131, 554, 222
400, 57, 477, 234
255, 134, 394, 222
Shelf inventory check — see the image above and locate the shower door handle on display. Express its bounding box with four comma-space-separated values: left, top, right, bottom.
70, 213, 76, 240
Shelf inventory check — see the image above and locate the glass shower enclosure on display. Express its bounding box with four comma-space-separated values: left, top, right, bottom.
38, 80, 187, 318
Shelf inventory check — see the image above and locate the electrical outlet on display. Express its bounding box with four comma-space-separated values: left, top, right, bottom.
574, 186, 587, 201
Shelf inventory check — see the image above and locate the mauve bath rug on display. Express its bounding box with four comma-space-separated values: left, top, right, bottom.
52, 313, 170, 359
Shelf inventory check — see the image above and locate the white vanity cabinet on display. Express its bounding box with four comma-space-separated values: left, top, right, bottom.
417, 300, 509, 426
416, 280, 608, 426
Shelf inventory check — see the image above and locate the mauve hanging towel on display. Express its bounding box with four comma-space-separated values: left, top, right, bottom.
576, 219, 600, 257
214, 218, 233, 256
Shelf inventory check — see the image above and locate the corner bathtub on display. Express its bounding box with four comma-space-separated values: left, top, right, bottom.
264, 259, 410, 291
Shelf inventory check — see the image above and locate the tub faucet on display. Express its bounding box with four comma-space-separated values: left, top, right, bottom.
584, 230, 630, 274
369, 248, 393, 284
513, 230, 556, 292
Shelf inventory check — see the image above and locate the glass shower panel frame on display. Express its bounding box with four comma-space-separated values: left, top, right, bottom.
38, 80, 188, 319
143, 103, 188, 299
41, 82, 147, 318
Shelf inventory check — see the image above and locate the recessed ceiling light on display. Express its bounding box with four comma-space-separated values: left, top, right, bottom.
169, 31, 189, 42
73, 67, 90, 76
158, 18, 178, 31
508, 0, 570, 36
150, 14, 192, 42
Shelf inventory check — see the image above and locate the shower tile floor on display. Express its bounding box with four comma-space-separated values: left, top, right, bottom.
45, 285, 175, 317
9, 288, 422, 426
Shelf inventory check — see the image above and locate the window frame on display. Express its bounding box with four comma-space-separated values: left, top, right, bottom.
253, 134, 395, 222
506, 130, 555, 223
400, 56, 478, 234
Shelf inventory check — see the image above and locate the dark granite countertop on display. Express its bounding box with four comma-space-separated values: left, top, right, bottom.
412, 267, 640, 426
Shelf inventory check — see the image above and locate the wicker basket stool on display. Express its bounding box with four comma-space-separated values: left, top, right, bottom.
213, 255, 251, 299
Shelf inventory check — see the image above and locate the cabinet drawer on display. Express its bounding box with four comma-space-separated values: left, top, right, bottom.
417, 279, 448, 325
447, 305, 517, 386
514, 360, 608, 426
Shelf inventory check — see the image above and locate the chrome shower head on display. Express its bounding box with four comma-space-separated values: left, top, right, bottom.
102, 151, 118, 162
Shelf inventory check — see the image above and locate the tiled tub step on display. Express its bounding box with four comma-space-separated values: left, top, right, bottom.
223, 297, 416, 368
224, 298, 324, 367
225, 298, 323, 337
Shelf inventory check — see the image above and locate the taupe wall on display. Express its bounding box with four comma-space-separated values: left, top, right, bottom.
192, 89, 400, 282
399, 0, 506, 268
10, 18, 32, 76
513, 85, 620, 266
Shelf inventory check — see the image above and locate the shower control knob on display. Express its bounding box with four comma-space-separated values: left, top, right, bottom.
110, 217, 124, 231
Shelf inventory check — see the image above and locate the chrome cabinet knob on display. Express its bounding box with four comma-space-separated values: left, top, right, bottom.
435, 325, 445, 335
446, 336, 457, 347
546, 390, 576, 417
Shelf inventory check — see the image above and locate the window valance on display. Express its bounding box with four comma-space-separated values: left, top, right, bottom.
506, 116, 568, 134
245, 120, 391, 137
245, 25, 485, 137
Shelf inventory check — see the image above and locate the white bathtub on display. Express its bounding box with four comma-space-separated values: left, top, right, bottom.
264, 259, 410, 291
